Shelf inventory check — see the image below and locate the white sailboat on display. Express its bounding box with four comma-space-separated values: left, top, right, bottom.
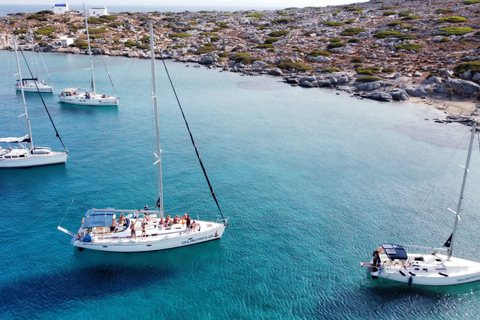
58, 5, 118, 106
14, 30, 53, 93
361, 122, 480, 286
58, 23, 227, 252
1, 36, 68, 168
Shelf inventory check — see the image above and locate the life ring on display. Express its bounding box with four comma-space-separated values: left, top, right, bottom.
377, 247, 384, 253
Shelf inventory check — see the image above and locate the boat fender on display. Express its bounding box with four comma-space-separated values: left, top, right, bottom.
408, 276, 413, 287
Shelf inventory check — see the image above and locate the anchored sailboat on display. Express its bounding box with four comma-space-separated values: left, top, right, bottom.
58, 23, 227, 252
58, 5, 118, 106
361, 123, 480, 286
14, 29, 53, 93
1, 36, 68, 168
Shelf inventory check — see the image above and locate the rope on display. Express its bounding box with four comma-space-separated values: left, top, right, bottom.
19, 47, 68, 152
100, 53, 119, 98
154, 39, 226, 221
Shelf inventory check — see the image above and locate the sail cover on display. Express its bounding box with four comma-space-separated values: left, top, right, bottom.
82, 209, 115, 228
382, 244, 408, 260
0, 135, 30, 143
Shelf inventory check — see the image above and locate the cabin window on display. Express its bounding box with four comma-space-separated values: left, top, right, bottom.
414, 257, 424, 261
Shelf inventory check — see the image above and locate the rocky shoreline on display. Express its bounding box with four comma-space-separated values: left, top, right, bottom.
1, 0, 480, 122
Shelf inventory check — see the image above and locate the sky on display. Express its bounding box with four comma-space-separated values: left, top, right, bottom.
1, 0, 367, 10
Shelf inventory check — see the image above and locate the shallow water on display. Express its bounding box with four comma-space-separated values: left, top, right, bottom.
1, 50, 480, 319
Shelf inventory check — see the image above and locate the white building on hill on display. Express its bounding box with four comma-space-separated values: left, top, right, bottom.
52, 3, 69, 14
89, 7, 107, 17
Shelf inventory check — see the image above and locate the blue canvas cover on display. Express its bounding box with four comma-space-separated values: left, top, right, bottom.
382, 244, 408, 260
82, 209, 115, 228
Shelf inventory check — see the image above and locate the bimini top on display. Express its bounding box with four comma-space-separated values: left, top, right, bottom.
82, 209, 115, 228
382, 244, 408, 260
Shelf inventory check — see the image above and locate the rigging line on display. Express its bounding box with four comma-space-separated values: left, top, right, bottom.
36, 46, 52, 83
157, 47, 225, 221
415, 129, 469, 214
99, 52, 119, 98
18, 47, 68, 153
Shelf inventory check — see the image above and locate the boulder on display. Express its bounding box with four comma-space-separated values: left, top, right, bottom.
269, 68, 283, 76
446, 78, 480, 96
386, 89, 409, 101
361, 91, 393, 102
403, 85, 430, 97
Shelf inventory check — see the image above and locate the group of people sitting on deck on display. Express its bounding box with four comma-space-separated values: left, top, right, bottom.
161, 213, 198, 232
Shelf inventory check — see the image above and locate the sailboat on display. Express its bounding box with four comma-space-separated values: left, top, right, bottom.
58, 23, 227, 252
14, 29, 53, 93
58, 5, 118, 106
1, 36, 68, 168
361, 122, 480, 286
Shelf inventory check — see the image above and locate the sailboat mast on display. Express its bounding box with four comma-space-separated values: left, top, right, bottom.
13, 35, 34, 151
149, 23, 164, 218
448, 122, 476, 260
84, 5, 96, 95
29, 28, 39, 79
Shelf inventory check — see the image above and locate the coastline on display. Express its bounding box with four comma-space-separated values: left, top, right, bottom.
1, 0, 480, 125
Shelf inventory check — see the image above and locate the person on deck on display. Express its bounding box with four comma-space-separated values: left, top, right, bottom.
173, 215, 179, 224
373, 250, 381, 266
130, 219, 137, 239
186, 215, 191, 233
141, 219, 147, 238
119, 214, 125, 226
110, 217, 116, 232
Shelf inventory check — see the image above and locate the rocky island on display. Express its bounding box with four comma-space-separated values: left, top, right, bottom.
1, 0, 480, 122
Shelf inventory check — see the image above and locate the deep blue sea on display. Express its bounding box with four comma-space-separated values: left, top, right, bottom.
2, 49, 480, 319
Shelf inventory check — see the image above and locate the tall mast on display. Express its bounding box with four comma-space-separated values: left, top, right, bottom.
149, 23, 163, 218
30, 27, 39, 79
84, 4, 96, 94
448, 122, 476, 260
13, 35, 34, 151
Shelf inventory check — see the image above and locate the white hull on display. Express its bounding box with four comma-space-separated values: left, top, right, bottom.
0, 151, 67, 168
365, 253, 480, 286
58, 91, 118, 106
16, 83, 53, 93
73, 219, 226, 253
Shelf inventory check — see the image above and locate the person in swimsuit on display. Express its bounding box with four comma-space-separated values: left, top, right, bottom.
186, 215, 191, 233
130, 219, 137, 239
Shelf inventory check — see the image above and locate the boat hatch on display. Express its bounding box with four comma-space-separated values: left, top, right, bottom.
382, 244, 408, 260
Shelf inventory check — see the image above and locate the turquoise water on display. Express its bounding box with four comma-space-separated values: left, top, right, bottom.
2, 50, 480, 319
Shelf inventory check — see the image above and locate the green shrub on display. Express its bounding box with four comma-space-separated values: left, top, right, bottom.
383, 11, 397, 16
387, 21, 403, 27
196, 45, 219, 54
374, 31, 402, 38
139, 36, 150, 43
439, 37, 451, 42
268, 30, 289, 37
309, 50, 331, 57
232, 53, 259, 64
200, 32, 218, 36
72, 38, 88, 49
399, 10, 414, 17
396, 43, 423, 52
277, 59, 311, 71
327, 42, 346, 49
351, 56, 365, 63
357, 66, 381, 74
168, 32, 192, 38
273, 18, 295, 24
265, 37, 279, 44
13, 28, 28, 35
35, 26, 55, 36
437, 16, 467, 23
341, 27, 365, 36
400, 34, 417, 40
246, 13, 264, 19
88, 27, 107, 34
454, 61, 480, 75
322, 68, 341, 73
256, 44, 274, 48
322, 21, 344, 26
27, 14, 49, 21
124, 40, 140, 47
356, 76, 383, 82
87, 17, 102, 24
440, 27, 474, 35
402, 14, 421, 20
108, 22, 124, 28
382, 68, 395, 73
435, 8, 454, 14
348, 38, 360, 43
464, 0, 480, 4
